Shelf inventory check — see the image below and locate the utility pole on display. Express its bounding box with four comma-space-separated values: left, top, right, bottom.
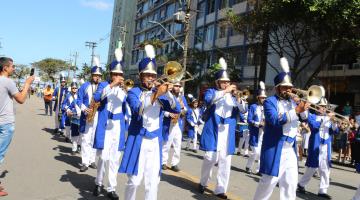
67, 53, 73, 82
72, 52, 79, 78
85, 41, 97, 66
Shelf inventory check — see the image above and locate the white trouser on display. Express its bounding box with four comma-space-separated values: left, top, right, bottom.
238, 129, 249, 154
162, 123, 182, 166
299, 144, 330, 194
65, 126, 71, 139
125, 137, 160, 200
353, 184, 360, 200
185, 133, 197, 150
71, 136, 80, 152
253, 142, 298, 200
246, 142, 262, 173
81, 122, 97, 167
200, 123, 231, 194
95, 119, 122, 192
54, 110, 60, 130
200, 150, 232, 194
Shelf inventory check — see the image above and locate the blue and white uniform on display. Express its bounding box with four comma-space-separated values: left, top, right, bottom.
93, 80, 128, 193
162, 93, 188, 168
77, 64, 103, 168
63, 92, 81, 152
186, 106, 203, 150
246, 103, 265, 173
237, 110, 250, 155
298, 110, 339, 195
53, 82, 68, 131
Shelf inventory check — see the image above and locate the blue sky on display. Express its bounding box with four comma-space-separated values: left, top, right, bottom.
0, 0, 114, 68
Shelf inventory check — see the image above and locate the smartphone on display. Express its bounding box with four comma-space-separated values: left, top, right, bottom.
30, 68, 35, 76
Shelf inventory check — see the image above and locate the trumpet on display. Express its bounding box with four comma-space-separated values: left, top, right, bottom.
124, 79, 134, 91
287, 85, 350, 126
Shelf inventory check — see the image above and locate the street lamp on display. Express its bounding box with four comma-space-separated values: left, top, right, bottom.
148, 20, 184, 50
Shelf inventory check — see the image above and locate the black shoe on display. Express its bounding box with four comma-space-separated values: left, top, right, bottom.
318, 193, 332, 199
53, 128, 58, 134
171, 165, 180, 172
198, 184, 205, 194
71, 151, 76, 156
216, 193, 228, 199
65, 137, 71, 143
255, 172, 262, 176
162, 164, 168, 170
192, 149, 198, 153
185, 147, 189, 151
107, 191, 119, 200
77, 145, 81, 153
93, 185, 102, 196
89, 162, 97, 169
297, 184, 306, 194
236, 152, 241, 156
245, 167, 252, 174
80, 165, 88, 172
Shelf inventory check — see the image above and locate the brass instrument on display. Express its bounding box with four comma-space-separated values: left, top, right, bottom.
124, 79, 134, 91
233, 89, 250, 100
171, 96, 186, 124
86, 99, 100, 123
156, 61, 194, 83
288, 85, 350, 126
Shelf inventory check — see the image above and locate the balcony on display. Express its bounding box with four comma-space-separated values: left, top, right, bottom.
318, 64, 360, 77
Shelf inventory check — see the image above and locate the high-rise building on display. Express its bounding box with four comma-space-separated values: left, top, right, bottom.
192, 0, 262, 88
108, 0, 136, 75
129, 0, 186, 79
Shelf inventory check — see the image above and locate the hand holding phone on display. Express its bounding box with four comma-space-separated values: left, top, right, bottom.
30, 68, 35, 76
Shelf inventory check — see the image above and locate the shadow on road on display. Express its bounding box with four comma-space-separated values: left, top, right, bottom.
331, 181, 357, 190
160, 173, 219, 200
55, 153, 81, 168
296, 191, 323, 200
183, 152, 203, 160
60, 170, 108, 200
53, 145, 73, 154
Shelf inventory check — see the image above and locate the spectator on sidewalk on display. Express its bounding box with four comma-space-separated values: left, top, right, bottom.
43, 85, 54, 116
343, 102, 352, 116
0, 57, 34, 196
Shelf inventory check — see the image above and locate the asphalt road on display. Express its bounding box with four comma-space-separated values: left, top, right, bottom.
1, 96, 359, 200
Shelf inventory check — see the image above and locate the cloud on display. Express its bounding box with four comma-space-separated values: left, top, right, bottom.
81, 0, 113, 10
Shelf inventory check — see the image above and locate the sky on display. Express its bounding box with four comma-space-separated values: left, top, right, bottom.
0, 0, 114, 69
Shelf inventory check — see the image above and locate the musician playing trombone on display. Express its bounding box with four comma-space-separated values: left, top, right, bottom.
92, 48, 129, 200
119, 45, 181, 200
77, 60, 102, 172
253, 57, 310, 200
297, 96, 339, 199
198, 58, 247, 199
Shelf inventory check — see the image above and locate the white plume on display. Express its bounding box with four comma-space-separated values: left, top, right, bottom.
280, 57, 290, 73
219, 57, 227, 70
93, 56, 100, 67
187, 94, 194, 99
259, 81, 265, 90
115, 48, 123, 62
72, 78, 77, 83
145, 44, 156, 59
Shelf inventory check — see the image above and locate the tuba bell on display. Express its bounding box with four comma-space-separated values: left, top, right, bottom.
156, 61, 194, 83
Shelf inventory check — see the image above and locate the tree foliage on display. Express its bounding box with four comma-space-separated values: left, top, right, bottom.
12, 64, 30, 86
227, 0, 359, 86
77, 63, 92, 81
32, 58, 68, 82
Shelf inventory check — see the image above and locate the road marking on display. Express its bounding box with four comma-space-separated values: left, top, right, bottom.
163, 169, 244, 200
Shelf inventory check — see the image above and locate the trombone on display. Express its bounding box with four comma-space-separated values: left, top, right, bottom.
156, 61, 194, 84
288, 85, 350, 127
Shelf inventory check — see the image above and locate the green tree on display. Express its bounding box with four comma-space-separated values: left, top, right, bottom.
12, 64, 31, 87
77, 63, 92, 81
32, 58, 67, 82
227, 0, 360, 87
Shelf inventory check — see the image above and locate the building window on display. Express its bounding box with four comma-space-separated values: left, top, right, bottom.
174, 23, 182, 35
166, 3, 175, 17
197, 2, 206, 19
195, 28, 205, 44
205, 24, 215, 42
219, 0, 228, 10
217, 22, 227, 38
232, 0, 247, 5
207, 0, 216, 14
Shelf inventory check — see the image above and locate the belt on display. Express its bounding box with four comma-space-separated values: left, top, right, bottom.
108, 112, 124, 120
282, 135, 296, 143
219, 116, 233, 124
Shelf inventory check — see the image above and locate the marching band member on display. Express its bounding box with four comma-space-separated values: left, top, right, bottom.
62, 81, 81, 155
53, 75, 68, 134
297, 97, 339, 199
162, 81, 188, 172
245, 81, 266, 175
236, 110, 250, 156
198, 58, 247, 199
119, 45, 181, 200
185, 94, 203, 153
253, 57, 309, 200
77, 58, 102, 172
92, 48, 128, 200
353, 184, 360, 200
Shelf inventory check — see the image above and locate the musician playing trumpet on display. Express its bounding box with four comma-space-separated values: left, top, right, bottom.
253, 57, 310, 200
162, 81, 188, 172
119, 45, 181, 200
198, 58, 247, 199
297, 96, 339, 199
77, 58, 102, 172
